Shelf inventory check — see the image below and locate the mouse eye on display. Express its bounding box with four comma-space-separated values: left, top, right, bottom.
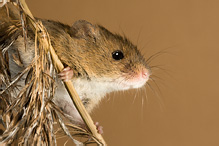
112, 50, 124, 60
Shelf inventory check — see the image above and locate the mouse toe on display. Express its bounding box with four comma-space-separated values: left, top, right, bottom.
58, 67, 74, 81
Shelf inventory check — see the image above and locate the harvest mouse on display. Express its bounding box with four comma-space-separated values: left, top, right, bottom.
0, 16, 151, 133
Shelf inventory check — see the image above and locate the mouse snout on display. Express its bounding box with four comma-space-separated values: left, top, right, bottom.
127, 67, 151, 89
141, 68, 150, 81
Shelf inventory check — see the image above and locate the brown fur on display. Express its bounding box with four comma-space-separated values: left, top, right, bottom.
0, 8, 150, 120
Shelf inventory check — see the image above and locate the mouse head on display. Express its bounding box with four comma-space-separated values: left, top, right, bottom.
69, 20, 151, 91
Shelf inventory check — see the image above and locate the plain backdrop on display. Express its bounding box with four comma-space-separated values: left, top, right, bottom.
25, 0, 219, 146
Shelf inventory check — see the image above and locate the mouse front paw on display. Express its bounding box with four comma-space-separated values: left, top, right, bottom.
58, 66, 74, 81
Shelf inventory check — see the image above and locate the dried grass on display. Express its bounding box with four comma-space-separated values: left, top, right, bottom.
0, 1, 105, 145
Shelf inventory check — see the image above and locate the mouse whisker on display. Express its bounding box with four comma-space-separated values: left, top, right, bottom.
149, 74, 163, 81
150, 64, 172, 76
141, 87, 144, 115
135, 26, 143, 47
132, 88, 138, 104
145, 50, 167, 65
145, 45, 175, 65
117, 76, 126, 85
140, 37, 153, 53
146, 82, 165, 111
149, 77, 162, 95
143, 85, 149, 106
149, 75, 167, 89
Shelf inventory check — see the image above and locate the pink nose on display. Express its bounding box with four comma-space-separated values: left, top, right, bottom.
142, 69, 150, 79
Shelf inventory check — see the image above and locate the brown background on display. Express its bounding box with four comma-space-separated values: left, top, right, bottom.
26, 0, 219, 146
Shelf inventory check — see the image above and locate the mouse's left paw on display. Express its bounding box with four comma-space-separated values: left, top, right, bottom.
58, 66, 74, 81
95, 122, 103, 134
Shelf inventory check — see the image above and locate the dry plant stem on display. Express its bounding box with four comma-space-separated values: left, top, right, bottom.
18, 0, 106, 145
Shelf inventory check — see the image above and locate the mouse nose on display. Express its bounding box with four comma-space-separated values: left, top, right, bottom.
142, 68, 150, 80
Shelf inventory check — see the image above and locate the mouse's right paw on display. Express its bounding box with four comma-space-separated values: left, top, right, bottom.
58, 66, 74, 82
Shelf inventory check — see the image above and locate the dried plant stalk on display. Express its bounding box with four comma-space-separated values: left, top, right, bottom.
0, 0, 106, 145
18, 0, 106, 145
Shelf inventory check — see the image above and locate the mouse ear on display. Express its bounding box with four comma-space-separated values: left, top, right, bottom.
71, 20, 99, 41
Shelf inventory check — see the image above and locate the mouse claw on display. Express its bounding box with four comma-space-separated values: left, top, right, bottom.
58, 66, 74, 81
94, 122, 103, 134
